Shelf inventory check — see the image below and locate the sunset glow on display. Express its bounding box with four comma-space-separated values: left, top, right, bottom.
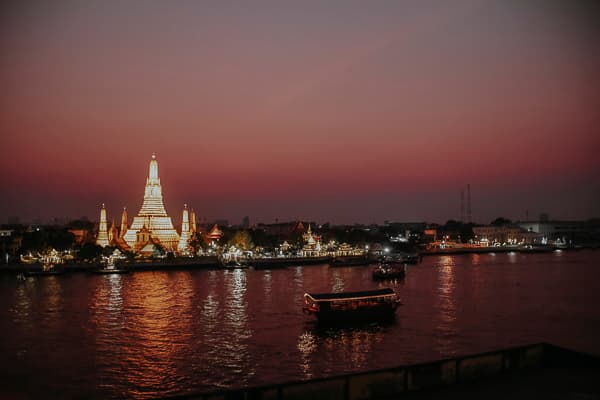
1, 0, 598, 224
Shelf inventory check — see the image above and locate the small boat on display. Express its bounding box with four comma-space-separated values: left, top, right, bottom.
93, 267, 130, 275
303, 288, 401, 323
24, 263, 67, 277
93, 260, 130, 274
329, 256, 372, 267
24, 268, 67, 277
372, 263, 406, 281
223, 260, 250, 269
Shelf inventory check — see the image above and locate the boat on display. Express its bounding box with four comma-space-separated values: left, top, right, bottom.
24, 264, 67, 276
93, 267, 130, 274
372, 263, 406, 281
92, 259, 130, 274
24, 269, 67, 276
222, 260, 250, 269
329, 255, 372, 267
303, 288, 401, 323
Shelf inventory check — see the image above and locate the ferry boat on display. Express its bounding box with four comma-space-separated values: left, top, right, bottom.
372, 263, 406, 281
303, 288, 401, 323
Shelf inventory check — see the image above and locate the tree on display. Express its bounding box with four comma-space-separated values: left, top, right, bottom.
78, 243, 103, 261
228, 230, 254, 251
189, 232, 208, 255
491, 217, 512, 226
153, 243, 165, 257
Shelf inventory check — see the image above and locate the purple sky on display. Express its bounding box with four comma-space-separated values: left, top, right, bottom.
1, 0, 599, 225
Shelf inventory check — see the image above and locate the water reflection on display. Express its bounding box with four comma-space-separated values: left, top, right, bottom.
435, 256, 457, 355
91, 272, 196, 398
219, 269, 254, 383
12, 280, 33, 327
330, 270, 345, 293
300, 324, 387, 376
293, 267, 303, 291
297, 331, 317, 378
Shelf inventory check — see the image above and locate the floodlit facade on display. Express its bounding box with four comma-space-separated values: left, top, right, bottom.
177, 204, 191, 253
122, 154, 180, 251
96, 203, 110, 247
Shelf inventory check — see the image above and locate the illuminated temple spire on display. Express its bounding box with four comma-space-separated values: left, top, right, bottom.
122, 154, 180, 251
96, 203, 110, 247
178, 204, 190, 253
120, 207, 128, 238
190, 208, 197, 234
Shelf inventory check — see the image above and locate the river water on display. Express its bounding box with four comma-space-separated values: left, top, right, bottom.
1, 250, 599, 398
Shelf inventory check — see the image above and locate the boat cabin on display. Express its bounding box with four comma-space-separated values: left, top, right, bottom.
303, 288, 401, 323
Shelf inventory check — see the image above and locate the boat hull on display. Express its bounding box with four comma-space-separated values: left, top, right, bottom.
309, 303, 399, 324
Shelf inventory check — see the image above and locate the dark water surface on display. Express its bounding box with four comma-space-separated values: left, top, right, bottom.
1, 251, 599, 398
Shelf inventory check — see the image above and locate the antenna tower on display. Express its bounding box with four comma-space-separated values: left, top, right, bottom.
466, 184, 472, 224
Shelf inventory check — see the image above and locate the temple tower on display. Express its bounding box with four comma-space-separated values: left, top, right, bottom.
122, 154, 180, 251
108, 219, 119, 243
178, 204, 190, 253
120, 207, 128, 238
96, 203, 110, 247
190, 208, 197, 234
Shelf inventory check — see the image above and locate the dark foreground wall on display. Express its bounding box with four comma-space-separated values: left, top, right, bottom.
169, 343, 599, 400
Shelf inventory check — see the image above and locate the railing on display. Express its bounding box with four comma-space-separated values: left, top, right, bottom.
165, 343, 599, 400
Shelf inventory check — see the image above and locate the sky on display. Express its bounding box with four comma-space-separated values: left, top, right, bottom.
1, 0, 599, 225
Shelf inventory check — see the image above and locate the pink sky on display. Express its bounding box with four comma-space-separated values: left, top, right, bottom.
1, 0, 599, 224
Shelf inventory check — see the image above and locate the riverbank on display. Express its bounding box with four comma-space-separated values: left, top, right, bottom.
0, 256, 221, 273
420, 245, 597, 256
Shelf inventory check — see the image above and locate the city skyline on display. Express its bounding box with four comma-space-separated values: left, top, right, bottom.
1, 0, 599, 225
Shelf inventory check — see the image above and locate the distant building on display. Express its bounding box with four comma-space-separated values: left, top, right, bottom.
206, 224, 223, 241
473, 225, 539, 245
518, 220, 592, 241
242, 216, 250, 229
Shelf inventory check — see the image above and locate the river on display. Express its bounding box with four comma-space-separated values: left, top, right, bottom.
1, 250, 599, 398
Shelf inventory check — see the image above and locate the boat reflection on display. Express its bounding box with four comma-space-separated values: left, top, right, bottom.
298, 322, 390, 379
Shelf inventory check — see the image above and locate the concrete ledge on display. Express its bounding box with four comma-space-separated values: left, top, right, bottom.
167, 343, 599, 400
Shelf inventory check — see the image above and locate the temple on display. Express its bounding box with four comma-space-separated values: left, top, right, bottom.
122, 154, 181, 251
177, 204, 191, 253
96, 204, 110, 247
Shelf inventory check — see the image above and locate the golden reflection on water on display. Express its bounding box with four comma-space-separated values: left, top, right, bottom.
293, 266, 303, 291
90, 272, 195, 398
13, 281, 33, 327
221, 269, 254, 380
331, 270, 345, 293
297, 331, 317, 378
435, 256, 457, 354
